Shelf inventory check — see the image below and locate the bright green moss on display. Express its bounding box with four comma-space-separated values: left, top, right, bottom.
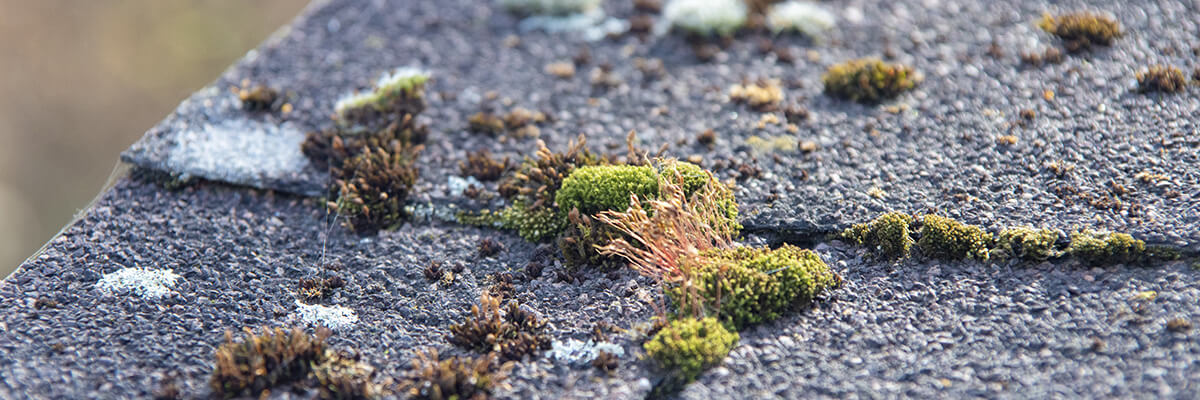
643, 317, 738, 384
671, 245, 840, 330
822, 59, 919, 103
1067, 230, 1145, 265
458, 200, 567, 243
555, 165, 659, 215
994, 227, 1059, 261
842, 212, 915, 259
917, 215, 992, 261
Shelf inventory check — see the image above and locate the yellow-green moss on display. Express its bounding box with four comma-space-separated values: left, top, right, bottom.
994, 227, 1059, 261
671, 245, 840, 330
1067, 230, 1145, 265
822, 59, 919, 103
643, 317, 738, 384
1037, 12, 1122, 52
917, 215, 992, 261
842, 212, 915, 259
555, 165, 659, 215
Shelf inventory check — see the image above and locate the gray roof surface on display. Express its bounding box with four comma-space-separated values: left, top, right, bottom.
6, 0, 1200, 398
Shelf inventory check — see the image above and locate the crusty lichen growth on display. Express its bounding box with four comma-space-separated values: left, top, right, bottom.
765, 1, 836, 37
994, 227, 1060, 261
643, 317, 738, 384
1037, 11, 1122, 52
1136, 65, 1188, 94
555, 165, 660, 215
663, 0, 748, 37
917, 215, 992, 261
728, 80, 784, 111
1067, 229, 1146, 265
673, 245, 840, 330
822, 59, 920, 103
842, 212, 915, 259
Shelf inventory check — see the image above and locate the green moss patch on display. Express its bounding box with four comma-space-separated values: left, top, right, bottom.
555, 165, 659, 215
994, 227, 1059, 261
1067, 230, 1145, 265
672, 244, 840, 330
842, 212, 915, 259
917, 214, 992, 261
644, 317, 738, 384
822, 59, 919, 103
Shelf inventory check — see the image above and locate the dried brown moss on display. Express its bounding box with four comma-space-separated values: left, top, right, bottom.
397, 349, 509, 400
329, 142, 423, 233
448, 293, 551, 362
210, 327, 328, 398
460, 150, 511, 182
1136, 65, 1188, 94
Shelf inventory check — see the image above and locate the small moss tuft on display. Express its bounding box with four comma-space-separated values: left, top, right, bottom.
559, 209, 627, 271
1066, 229, 1146, 265
822, 59, 919, 103
398, 349, 508, 400
210, 327, 328, 398
555, 165, 659, 216
842, 212, 915, 259
460, 150, 511, 182
334, 68, 429, 128
728, 80, 784, 112
643, 317, 738, 384
994, 227, 1059, 261
917, 215, 992, 261
673, 245, 840, 330
234, 83, 281, 112
448, 293, 551, 362
330, 142, 422, 233
1136, 65, 1188, 94
1037, 12, 1122, 52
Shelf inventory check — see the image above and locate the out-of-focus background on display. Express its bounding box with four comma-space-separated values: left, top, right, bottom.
0, 0, 310, 277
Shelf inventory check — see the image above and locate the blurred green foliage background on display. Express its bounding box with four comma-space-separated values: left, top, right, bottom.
0, 0, 310, 277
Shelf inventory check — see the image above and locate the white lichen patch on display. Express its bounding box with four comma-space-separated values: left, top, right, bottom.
448, 175, 483, 197
516, 9, 628, 41
499, 0, 602, 16
293, 300, 358, 330
96, 267, 181, 299
547, 339, 625, 366
766, 1, 836, 37
165, 120, 309, 188
661, 0, 747, 37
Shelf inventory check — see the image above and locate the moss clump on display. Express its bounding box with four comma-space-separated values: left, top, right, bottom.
728, 80, 784, 112
1136, 65, 1188, 94
842, 212, 915, 259
498, 136, 608, 212
556, 165, 659, 215
448, 293, 551, 362
210, 327, 380, 399
672, 245, 840, 330
643, 317, 738, 384
822, 59, 919, 103
994, 227, 1060, 261
1067, 230, 1145, 265
330, 142, 422, 233
917, 215, 992, 261
656, 159, 740, 231
398, 349, 507, 400
1037, 12, 1122, 52
460, 150, 511, 182
334, 68, 429, 128
234, 83, 281, 112
559, 210, 628, 271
